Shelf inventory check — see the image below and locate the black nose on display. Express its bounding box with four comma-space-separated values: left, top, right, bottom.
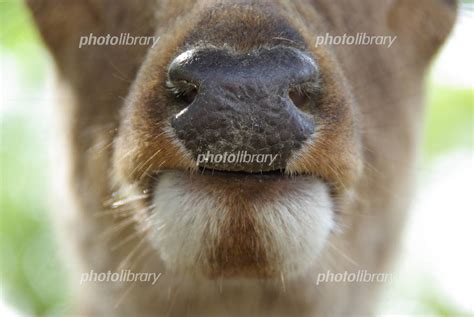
168, 47, 317, 173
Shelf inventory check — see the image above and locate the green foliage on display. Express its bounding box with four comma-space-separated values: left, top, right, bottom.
424, 86, 473, 159
0, 113, 70, 316
1, 0, 47, 84
0, 0, 40, 50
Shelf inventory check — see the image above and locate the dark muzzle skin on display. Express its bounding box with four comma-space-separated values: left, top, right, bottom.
169, 46, 317, 172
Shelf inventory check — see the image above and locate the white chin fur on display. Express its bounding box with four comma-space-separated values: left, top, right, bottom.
147, 172, 334, 277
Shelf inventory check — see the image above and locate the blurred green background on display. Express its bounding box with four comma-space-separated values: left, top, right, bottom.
0, 0, 472, 316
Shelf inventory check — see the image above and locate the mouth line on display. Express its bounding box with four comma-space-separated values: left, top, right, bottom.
195, 166, 304, 179
141, 168, 318, 197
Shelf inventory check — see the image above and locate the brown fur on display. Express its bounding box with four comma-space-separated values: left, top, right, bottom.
28, 0, 456, 316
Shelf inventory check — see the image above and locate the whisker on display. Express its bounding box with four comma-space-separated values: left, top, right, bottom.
111, 194, 150, 208
93, 207, 135, 218
98, 217, 138, 241
327, 241, 358, 267
111, 223, 151, 251
117, 235, 149, 271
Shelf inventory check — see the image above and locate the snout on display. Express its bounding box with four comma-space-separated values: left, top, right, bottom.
167, 47, 318, 172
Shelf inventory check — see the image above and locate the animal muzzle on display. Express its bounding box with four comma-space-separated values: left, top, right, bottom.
168, 46, 318, 172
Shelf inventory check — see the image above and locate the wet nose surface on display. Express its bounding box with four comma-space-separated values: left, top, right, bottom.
168, 47, 317, 172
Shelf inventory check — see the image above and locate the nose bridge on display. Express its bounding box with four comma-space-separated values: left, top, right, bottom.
204, 63, 288, 93
168, 46, 318, 88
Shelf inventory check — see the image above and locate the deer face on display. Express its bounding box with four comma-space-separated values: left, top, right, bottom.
28, 0, 456, 310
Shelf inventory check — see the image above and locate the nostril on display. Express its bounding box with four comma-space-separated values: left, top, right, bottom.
177, 84, 198, 105
289, 87, 310, 109
167, 50, 201, 106
167, 80, 199, 106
